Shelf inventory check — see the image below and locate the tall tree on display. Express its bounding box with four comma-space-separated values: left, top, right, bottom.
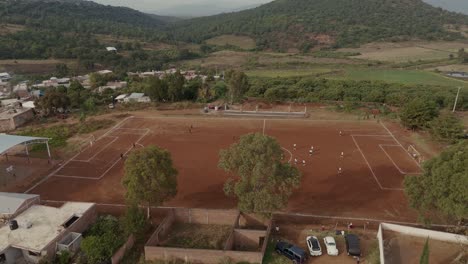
122, 146, 178, 218
219, 133, 301, 217
404, 141, 468, 222
225, 70, 249, 103
144, 76, 168, 102
166, 71, 185, 102
35, 89, 71, 116
429, 111, 464, 143
400, 98, 439, 130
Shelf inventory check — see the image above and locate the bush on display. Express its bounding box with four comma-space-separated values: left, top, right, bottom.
81, 216, 126, 264
429, 112, 464, 143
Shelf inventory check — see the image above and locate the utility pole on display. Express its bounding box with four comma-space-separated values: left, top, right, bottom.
452, 86, 461, 112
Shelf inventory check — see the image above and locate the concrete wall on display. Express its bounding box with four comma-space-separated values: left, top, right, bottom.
146, 210, 175, 246
1, 247, 22, 264
111, 235, 135, 264
378, 223, 468, 264
0, 108, 34, 132
144, 247, 263, 264
173, 208, 238, 225
233, 229, 266, 252
39, 204, 97, 262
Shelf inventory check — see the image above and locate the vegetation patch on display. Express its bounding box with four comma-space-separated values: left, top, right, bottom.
206, 35, 256, 50
162, 223, 232, 250
246, 68, 333, 78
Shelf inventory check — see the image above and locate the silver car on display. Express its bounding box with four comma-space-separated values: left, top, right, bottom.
323, 236, 339, 256
306, 236, 322, 256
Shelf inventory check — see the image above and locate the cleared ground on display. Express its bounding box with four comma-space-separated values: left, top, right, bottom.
384, 231, 466, 264
161, 223, 232, 250
0, 59, 78, 75
340, 41, 468, 62
24, 115, 422, 222
206, 35, 256, 50
246, 68, 334, 78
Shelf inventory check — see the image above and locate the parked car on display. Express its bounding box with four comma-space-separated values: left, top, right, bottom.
275, 241, 307, 263
306, 236, 322, 256
345, 234, 361, 257
323, 236, 339, 256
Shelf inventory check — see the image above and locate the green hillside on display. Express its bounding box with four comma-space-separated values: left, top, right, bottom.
170, 0, 468, 51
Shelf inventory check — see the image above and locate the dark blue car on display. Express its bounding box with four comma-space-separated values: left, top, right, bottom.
275, 241, 307, 263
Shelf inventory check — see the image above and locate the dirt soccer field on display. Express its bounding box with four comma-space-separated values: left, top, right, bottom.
25, 116, 422, 221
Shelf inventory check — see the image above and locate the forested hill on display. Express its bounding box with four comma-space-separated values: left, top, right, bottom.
170, 0, 468, 50
0, 0, 167, 37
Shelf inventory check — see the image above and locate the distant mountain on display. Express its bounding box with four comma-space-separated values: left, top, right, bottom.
423, 0, 468, 15
170, 0, 468, 50
153, 2, 266, 18
0, 0, 167, 36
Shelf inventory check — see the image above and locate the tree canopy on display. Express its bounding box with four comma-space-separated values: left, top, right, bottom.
219, 133, 301, 217
404, 141, 468, 221
400, 98, 439, 130
122, 145, 178, 217
429, 111, 465, 143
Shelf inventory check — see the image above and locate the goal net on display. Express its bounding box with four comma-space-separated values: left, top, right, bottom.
407, 145, 424, 164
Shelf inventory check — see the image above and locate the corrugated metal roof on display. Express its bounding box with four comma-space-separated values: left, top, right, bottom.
0, 135, 49, 154
0, 192, 39, 215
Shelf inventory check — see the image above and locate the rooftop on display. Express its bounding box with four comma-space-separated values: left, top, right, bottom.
127, 93, 145, 99
0, 192, 39, 215
0, 202, 94, 252
0, 134, 49, 155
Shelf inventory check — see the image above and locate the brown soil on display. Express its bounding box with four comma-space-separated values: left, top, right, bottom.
22, 114, 423, 222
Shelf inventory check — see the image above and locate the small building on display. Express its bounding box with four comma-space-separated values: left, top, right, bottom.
124, 93, 151, 103
0, 200, 96, 264
106, 47, 117, 52
22, 101, 35, 109
0, 192, 40, 221
115, 94, 128, 103
97, 70, 113, 75
0, 107, 35, 132
98, 81, 127, 93
0, 73, 11, 82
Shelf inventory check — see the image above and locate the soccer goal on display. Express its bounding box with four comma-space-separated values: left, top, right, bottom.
407, 145, 424, 164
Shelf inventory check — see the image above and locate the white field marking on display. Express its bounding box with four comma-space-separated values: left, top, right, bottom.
379, 122, 422, 169
351, 135, 404, 191
282, 147, 293, 163
131, 115, 384, 122
50, 128, 150, 180
379, 145, 422, 175
73, 136, 118, 162
351, 134, 392, 137
41, 199, 461, 228
25, 116, 136, 193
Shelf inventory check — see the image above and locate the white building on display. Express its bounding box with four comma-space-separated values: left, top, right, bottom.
0, 73, 11, 82
106, 47, 117, 52
124, 93, 151, 103
98, 81, 127, 93
0, 197, 96, 264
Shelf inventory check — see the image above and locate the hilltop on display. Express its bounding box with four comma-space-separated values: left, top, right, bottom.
170, 0, 468, 51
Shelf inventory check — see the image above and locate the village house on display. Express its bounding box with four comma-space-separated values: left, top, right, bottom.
98, 81, 128, 93
0, 192, 96, 264
32, 77, 70, 89
123, 93, 151, 103
0, 73, 11, 82
106, 47, 117, 52
0, 106, 35, 132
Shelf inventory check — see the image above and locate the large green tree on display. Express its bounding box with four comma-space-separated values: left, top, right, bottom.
429, 111, 464, 143
225, 70, 249, 103
122, 145, 178, 218
35, 88, 71, 116
400, 98, 439, 130
219, 133, 301, 217
404, 141, 468, 222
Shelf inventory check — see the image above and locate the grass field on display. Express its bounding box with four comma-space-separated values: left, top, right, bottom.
206, 35, 256, 50
0, 59, 78, 75
340, 41, 468, 62
329, 68, 468, 87
246, 68, 334, 78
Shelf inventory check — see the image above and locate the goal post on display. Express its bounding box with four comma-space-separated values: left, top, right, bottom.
407, 145, 424, 164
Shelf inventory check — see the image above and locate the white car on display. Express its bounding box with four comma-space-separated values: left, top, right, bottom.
306, 236, 322, 256
323, 236, 339, 256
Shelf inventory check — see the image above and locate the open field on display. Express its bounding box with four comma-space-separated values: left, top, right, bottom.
328, 68, 468, 87
22, 114, 424, 222
340, 41, 468, 62
161, 223, 232, 249
383, 231, 465, 264
206, 35, 256, 50
0, 59, 78, 75
246, 68, 334, 78
0, 23, 26, 36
